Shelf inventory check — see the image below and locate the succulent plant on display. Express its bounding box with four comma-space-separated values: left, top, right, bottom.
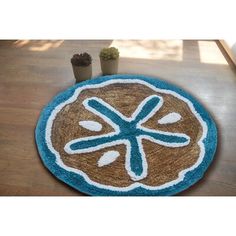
71, 53, 92, 67
99, 47, 119, 61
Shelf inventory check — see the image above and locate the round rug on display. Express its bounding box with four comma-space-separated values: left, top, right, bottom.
35, 74, 217, 196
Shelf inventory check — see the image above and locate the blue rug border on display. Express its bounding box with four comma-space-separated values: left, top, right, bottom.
35, 74, 218, 196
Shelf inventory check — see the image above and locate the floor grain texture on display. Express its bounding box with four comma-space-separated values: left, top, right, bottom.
0, 40, 236, 196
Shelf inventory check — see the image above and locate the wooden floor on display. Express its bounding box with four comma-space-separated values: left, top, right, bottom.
0, 40, 236, 196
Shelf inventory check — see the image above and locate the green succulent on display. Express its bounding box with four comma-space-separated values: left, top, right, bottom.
99, 47, 119, 61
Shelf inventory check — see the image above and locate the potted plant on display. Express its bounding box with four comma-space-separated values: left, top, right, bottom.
71, 52, 92, 83
99, 47, 119, 75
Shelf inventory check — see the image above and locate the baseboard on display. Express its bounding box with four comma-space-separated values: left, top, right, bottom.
219, 40, 236, 66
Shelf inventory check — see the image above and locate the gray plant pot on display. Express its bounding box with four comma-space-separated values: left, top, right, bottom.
100, 57, 119, 75
72, 64, 92, 83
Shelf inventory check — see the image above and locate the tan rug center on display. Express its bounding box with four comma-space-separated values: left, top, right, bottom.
51, 82, 202, 188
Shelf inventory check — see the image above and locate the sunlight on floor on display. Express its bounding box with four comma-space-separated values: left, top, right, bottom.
110, 40, 183, 61
13, 40, 64, 51
13, 40, 30, 47
11, 40, 229, 66
198, 41, 228, 65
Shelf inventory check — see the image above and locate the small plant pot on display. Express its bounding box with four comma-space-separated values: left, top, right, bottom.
72, 64, 92, 83
100, 57, 119, 75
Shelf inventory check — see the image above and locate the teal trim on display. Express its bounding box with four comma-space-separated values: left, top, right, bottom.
35, 74, 218, 196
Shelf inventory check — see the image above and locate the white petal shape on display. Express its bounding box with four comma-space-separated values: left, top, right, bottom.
98, 151, 120, 167
158, 112, 181, 124
79, 120, 102, 132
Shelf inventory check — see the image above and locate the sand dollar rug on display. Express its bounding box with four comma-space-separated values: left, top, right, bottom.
35, 74, 217, 196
